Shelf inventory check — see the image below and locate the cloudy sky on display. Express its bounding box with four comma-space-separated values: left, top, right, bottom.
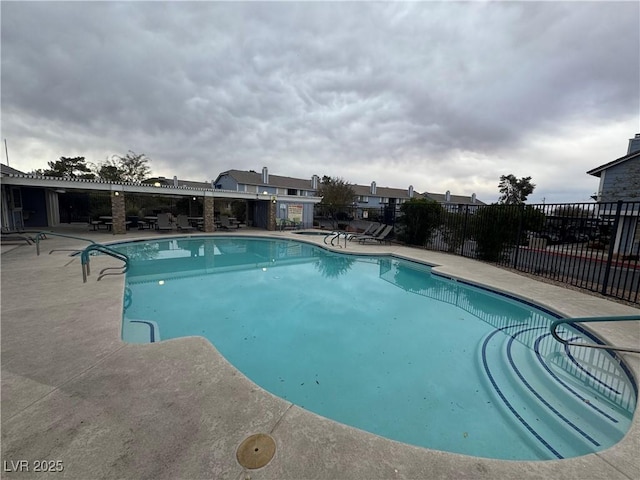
1, 1, 638, 203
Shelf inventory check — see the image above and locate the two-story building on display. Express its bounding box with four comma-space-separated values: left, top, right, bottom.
213, 167, 320, 228
349, 182, 415, 223
215, 167, 484, 226
588, 133, 640, 202
587, 133, 640, 255
423, 191, 484, 211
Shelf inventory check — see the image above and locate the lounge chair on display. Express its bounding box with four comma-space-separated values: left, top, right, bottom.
1, 227, 33, 245
358, 224, 393, 244
349, 223, 384, 241
176, 215, 195, 231
156, 213, 173, 232
357, 223, 378, 236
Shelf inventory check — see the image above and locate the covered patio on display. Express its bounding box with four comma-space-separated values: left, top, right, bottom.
0, 173, 321, 233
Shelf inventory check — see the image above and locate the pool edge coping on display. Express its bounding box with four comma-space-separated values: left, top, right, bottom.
111, 233, 640, 461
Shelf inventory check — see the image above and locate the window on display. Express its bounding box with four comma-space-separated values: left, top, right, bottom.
358, 196, 369, 203
288, 188, 297, 196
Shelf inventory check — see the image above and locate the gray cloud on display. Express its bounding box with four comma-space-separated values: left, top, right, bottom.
2, 1, 638, 203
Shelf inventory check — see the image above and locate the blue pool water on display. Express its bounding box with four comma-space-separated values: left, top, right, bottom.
116, 236, 636, 460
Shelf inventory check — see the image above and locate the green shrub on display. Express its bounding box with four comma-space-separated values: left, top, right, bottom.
471, 205, 545, 261
397, 199, 443, 246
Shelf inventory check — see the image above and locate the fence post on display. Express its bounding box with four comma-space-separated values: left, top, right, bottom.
512, 204, 525, 268
461, 205, 469, 257
601, 200, 623, 296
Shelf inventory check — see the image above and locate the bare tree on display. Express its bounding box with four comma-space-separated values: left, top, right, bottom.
94, 151, 152, 182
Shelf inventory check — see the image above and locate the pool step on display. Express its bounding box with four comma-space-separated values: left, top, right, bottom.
479, 325, 634, 460
122, 318, 161, 343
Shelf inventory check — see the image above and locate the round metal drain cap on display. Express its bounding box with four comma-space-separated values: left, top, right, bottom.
236, 433, 276, 469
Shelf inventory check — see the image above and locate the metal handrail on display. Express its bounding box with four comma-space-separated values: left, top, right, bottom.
34, 231, 96, 255
331, 232, 347, 248
80, 244, 129, 283
323, 231, 347, 248
550, 315, 640, 354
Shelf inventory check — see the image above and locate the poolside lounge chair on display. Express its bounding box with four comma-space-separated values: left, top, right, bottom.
349, 223, 384, 241
1, 227, 33, 245
357, 223, 378, 236
358, 224, 393, 245
176, 215, 195, 231
156, 213, 173, 232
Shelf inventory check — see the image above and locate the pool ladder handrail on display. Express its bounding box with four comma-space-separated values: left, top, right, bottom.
323, 231, 348, 248
33, 232, 128, 282
550, 315, 640, 354
80, 244, 130, 283
34, 231, 97, 256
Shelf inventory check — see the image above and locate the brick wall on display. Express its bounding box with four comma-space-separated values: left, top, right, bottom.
203, 196, 215, 232
267, 198, 276, 231
111, 192, 126, 234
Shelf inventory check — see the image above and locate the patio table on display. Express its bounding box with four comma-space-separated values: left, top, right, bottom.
144, 216, 158, 229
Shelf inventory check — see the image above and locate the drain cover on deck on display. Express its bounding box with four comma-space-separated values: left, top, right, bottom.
236, 433, 276, 469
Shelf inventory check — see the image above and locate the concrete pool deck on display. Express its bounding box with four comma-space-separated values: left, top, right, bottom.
1, 227, 639, 479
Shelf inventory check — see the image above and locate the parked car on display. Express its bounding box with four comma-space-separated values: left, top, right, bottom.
527, 232, 560, 245
335, 211, 354, 221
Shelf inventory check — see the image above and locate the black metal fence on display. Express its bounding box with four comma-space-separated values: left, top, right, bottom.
416, 201, 640, 304
315, 201, 640, 304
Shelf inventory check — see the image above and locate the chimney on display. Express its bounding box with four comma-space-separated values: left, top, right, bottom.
312, 174, 319, 190
173, 176, 178, 187
408, 185, 414, 198
262, 167, 269, 184
445, 190, 451, 202
371, 181, 377, 195
471, 193, 476, 204
628, 133, 640, 155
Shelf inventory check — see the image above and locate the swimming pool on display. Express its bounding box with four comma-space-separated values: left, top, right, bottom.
116, 236, 636, 460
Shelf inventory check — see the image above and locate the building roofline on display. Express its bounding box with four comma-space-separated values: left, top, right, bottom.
0, 163, 26, 175
214, 169, 318, 190
587, 150, 640, 177
0, 173, 322, 202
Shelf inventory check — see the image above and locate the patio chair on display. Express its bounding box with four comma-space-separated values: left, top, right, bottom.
176, 214, 195, 231
156, 213, 173, 232
358, 224, 394, 245
277, 218, 296, 231
218, 216, 232, 230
